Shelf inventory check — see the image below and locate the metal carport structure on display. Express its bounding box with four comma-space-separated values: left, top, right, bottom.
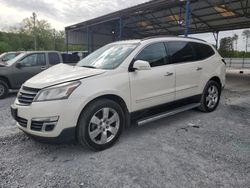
65, 0, 250, 52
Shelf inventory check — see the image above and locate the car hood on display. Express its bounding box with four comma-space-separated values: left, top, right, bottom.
24, 63, 106, 89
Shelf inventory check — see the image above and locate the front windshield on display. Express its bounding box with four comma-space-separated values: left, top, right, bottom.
0, 53, 7, 59
5, 53, 26, 66
76, 43, 138, 69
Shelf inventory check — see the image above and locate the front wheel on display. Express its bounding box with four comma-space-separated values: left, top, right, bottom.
77, 99, 125, 151
0, 80, 9, 99
199, 80, 221, 112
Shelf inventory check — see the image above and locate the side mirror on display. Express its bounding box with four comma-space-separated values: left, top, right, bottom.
16, 62, 22, 68
133, 60, 151, 71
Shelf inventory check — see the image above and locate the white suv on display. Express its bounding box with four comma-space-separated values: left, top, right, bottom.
11, 37, 226, 151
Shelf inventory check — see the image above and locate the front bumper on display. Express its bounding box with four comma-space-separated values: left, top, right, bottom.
11, 97, 85, 139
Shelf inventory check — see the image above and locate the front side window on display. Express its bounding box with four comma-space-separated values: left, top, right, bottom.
167, 41, 195, 64
134, 42, 168, 67
77, 43, 138, 69
19, 53, 46, 67
48, 53, 60, 65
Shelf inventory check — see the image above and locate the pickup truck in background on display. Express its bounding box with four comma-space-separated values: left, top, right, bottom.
0, 51, 64, 99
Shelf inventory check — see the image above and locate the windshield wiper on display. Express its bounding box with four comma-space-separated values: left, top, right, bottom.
81, 65, 97, 69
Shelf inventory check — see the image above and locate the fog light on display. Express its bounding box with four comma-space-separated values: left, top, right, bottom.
45, 124, 55, 131
31, 116, 59, 132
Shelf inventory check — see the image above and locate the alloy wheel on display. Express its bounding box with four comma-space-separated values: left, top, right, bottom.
88, 107, 120, 145
206, 85, 219, 109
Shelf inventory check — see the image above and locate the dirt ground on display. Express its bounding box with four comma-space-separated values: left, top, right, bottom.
0, 70, 250, 188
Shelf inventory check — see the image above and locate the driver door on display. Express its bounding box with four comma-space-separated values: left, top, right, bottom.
129, 42, 175, 112
13, 53, 48, 88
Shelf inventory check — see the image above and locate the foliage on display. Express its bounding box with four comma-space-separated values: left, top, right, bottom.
0, 41, 12, 52
218, 50, 250, 58
219, 37, 233, 52
219, 30, 250, 58
0, 13, 84, 53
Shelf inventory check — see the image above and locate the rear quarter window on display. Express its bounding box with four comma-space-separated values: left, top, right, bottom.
191, 42, 215, 60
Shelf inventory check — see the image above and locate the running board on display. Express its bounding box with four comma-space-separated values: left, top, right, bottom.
9, 89, 19, 93
137, 103, 200, 126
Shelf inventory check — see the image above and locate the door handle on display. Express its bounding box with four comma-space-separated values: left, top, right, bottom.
196, 67, 203, 71
164, 72, 174, 76
41, 66, 47, 70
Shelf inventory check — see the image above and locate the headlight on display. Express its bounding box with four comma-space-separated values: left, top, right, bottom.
34, 81, 81, 102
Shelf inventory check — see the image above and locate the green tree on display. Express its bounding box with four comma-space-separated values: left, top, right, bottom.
0, 41, 12, 52
232, 34, 238, 51
0, 13, 85, 53
242, 29, 250, 52
219, 37, 233, 57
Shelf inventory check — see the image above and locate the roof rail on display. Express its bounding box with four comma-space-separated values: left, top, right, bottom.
142, 35, 175, 41
142, 35, 206, 42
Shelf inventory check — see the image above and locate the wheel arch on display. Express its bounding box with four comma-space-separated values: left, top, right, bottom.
0, 76, 11, 88
209, 76, 222, 89
77, 94, 131, 129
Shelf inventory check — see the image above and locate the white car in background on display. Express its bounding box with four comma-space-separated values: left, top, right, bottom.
11, 36, 226, 151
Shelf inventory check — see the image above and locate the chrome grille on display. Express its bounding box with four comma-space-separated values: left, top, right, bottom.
17, 86, 40, 105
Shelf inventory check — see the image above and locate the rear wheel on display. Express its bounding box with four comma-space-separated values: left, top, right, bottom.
0, 80, 9, 99
77, 99, 125, 151
199, 80, 221, 112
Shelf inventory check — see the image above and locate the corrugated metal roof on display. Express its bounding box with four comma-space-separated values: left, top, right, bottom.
65, 0, 250, 49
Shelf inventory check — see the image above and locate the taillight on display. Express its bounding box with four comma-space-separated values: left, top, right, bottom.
221, 59, 226, 65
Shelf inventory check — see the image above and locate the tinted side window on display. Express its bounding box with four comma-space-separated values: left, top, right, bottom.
20, 53, 46, 67
191, 42, 215, 60
135, 43, 168, 67
167, 41, 195, 63
48, 53, 60, 65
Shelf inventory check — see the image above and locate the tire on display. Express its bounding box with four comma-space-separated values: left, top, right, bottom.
198, 80, 221, 112
0, 80, 9, 99
77, 98, 125, 151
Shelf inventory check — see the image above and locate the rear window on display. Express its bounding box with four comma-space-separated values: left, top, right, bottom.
62, 53, 80, 64
166, 41, 195, 64
191, 42, 215, 60
48, 53, 60, 65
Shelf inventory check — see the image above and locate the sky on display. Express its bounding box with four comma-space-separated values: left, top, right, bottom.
0, 0, 248, 50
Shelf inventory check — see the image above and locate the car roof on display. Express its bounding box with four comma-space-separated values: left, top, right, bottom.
112, 36, 209, 46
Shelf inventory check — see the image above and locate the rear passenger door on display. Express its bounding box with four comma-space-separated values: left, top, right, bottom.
166, 41, 202, 100
129, 42, 175, 111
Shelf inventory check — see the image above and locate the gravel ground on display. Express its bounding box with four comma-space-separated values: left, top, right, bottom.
0, 71, 250, 188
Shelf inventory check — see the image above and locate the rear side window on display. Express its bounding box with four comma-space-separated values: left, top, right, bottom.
135, 42, 168, 67
166, 41, 195, 64
191, 42, 215, 60
48, 53, 60, 65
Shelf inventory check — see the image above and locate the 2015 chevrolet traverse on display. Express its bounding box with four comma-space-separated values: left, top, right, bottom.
11, 37, 226, 151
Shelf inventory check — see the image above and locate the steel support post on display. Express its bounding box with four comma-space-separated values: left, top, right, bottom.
184, 0, 190, 37
213, 31, 219, 49
119, 17, 123, 40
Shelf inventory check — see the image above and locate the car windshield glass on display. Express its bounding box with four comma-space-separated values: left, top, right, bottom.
0, 53, 6, 59
76, 43, 138, 69
5, 53, 26, 65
